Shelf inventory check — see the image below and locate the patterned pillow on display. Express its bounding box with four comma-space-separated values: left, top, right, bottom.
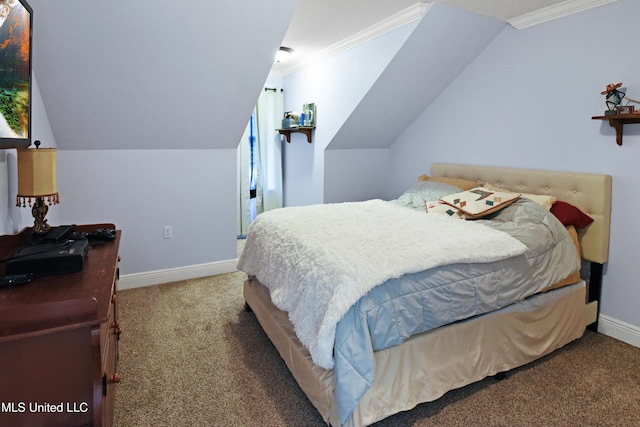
424, 200, 465, 219
439, 187, 521, 219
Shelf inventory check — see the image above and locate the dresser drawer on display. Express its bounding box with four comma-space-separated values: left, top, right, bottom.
101, 284, 118, 366
101, 283, 120, 426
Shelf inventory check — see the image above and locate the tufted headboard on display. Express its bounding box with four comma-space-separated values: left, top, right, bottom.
430, 164, 612, 264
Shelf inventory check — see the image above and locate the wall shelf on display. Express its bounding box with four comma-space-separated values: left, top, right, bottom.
592, 113, 640, 146
277, 126, 315, 143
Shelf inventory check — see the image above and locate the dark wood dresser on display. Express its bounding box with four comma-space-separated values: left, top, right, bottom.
0, 224, 121, 427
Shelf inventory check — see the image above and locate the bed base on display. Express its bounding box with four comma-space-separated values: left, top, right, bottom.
242, 164, 611, 426
244, 278, 589, 427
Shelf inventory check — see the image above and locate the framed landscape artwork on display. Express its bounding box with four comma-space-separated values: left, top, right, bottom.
0, 0, 32, 148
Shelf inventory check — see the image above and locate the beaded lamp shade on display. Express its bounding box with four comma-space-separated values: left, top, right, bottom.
16, 143, 59, 234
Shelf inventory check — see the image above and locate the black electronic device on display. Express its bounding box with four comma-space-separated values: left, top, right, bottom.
70, 228, 115, 245
6, 239, 89, 277
85, 228, 116, 244
34, 225, 75, 242
0, 273, 34, 287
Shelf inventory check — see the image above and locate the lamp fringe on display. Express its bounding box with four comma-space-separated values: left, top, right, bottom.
17, 193, 60, 208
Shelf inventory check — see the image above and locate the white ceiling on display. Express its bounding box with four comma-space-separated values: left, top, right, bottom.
272, 0, 614, 75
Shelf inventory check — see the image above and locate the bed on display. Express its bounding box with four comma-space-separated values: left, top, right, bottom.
239, 163, 612, 427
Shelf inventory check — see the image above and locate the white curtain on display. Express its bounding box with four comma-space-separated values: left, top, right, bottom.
238, 116, 253, 237
238, 87, 284, 236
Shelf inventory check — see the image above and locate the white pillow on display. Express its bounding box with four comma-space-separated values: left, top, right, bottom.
483, 183, 556, 211
393, 180, 463, 210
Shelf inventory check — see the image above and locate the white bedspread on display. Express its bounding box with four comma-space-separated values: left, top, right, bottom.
237, 199, 527, 369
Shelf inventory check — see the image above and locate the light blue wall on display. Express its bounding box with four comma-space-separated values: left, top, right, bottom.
324, 149, 389, 203
282, 21, 417, 206
56, 149, 237, 274
388, 0, 640, 330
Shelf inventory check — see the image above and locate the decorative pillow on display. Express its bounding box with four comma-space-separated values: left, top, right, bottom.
550, 201, 594, 229
439, 187, 521, 219
393, 180, 463, 210
424, 200, 465, 219
418, 174, 480, 191
483, 183, 557, 211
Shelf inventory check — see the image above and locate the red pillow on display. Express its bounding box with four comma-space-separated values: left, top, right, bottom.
551, 201, 594, 229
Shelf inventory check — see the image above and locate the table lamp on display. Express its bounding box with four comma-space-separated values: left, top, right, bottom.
16, 140, 59, 234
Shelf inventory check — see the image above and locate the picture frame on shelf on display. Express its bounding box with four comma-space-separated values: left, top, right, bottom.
302, 103, 316, 127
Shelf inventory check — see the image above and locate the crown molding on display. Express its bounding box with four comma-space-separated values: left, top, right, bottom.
270, 0, 615, 78
274, 2, 429, 77
508, 0, 618, 30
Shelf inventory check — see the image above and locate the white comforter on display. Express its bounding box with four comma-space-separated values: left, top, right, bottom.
237, 199, 527, 369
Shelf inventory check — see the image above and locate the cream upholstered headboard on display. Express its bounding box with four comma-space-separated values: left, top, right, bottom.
430, 164, 612, 264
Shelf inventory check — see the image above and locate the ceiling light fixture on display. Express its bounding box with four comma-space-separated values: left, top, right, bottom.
275, 46, 293, 63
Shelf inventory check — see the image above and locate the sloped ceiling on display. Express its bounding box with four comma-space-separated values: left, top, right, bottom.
273, 0, 617, 76
29, 0, 298, 150
327, 3, 505, 150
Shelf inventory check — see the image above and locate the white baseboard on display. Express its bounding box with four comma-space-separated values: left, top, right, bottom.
598, 314, 640, 348
118, 259, 239, 290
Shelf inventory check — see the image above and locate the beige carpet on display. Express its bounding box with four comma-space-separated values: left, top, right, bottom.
114, 269, 640, 427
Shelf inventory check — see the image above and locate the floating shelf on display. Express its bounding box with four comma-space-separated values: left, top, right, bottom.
592, 113, 640, 146
277, 126, 315, 143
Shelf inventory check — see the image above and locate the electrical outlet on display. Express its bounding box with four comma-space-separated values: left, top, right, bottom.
163, 225, 173, 239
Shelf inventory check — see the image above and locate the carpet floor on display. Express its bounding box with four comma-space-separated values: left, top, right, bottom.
114, 270, 640, 427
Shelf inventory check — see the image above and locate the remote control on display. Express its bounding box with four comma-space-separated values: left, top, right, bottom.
0, 273, 34, 287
